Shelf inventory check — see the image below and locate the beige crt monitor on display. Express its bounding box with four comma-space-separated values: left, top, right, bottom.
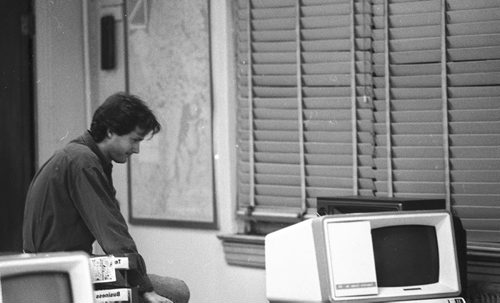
0, 252, 95, 303
265, 210, 462, 303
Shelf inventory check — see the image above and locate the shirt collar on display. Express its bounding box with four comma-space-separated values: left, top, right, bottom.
78, 131, 113, 173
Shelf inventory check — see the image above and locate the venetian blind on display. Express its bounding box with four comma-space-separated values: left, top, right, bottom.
235, 0, 500, 243
445, 0, 500, 247
372, 0, 447, 199
235, 0, 373, 233
372, 0, 500, 248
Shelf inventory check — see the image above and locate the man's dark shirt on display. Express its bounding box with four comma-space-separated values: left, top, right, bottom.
23, 131, 153, 293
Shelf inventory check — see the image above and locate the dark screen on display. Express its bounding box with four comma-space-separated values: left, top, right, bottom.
1, 272, 73, 303
372, 225, 439, 287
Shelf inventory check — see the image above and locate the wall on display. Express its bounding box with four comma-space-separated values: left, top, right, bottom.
34, 0, 88, 164
34, 0, 267, 302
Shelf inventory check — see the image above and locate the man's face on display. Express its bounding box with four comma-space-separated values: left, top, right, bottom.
106, 127, 147, 163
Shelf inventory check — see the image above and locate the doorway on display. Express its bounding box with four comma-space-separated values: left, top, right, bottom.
0, 0, 35, 252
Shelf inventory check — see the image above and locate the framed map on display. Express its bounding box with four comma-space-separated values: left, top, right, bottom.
125, 0, 216, 229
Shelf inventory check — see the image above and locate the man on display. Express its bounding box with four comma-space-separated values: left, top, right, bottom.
23, 92, 189, 303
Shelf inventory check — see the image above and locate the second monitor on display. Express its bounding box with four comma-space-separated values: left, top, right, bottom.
317, 196, 446, 216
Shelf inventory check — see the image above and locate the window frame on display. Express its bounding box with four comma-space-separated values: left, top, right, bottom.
219, 0, 500, 270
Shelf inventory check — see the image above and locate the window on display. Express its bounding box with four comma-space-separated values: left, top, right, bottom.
221, 0, 500, 270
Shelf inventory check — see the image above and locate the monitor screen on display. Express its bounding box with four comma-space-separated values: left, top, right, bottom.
372, 225, 439, 287
1, 272, 72, 303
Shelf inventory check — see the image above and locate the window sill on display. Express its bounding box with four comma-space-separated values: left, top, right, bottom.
217, 234, 265, 269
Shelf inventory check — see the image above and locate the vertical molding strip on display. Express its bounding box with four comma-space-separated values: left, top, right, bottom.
295, 0, 307, 214
82, 0, 92, 127
441, 0, 451, 210
123, 0, 134, 221
247, 1, 256, 210
350, 0, 359, 195
384, 0, 393, 196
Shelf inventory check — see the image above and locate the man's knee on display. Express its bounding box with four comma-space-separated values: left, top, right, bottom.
148, 273, 190, 303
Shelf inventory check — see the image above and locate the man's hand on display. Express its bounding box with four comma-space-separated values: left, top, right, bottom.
143, 290, 173, 303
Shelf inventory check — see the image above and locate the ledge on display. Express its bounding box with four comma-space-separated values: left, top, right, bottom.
217, 234, 265, 269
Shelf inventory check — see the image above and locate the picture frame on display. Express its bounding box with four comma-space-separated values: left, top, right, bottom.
124, 0, 217, 229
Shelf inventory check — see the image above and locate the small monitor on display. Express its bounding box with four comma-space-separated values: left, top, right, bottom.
0, 252, 95, 303
265, 210, 462, 302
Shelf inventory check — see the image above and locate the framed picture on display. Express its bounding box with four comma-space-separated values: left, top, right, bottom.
125, 0, 216, 229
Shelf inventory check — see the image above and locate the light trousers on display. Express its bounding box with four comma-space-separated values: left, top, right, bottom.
141, 274, 190, 303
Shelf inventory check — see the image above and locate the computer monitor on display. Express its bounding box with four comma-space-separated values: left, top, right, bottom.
0, 252, 95, 303
265, 210, 462, 302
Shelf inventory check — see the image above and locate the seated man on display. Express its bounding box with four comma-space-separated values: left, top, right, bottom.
23, 92, 189, 303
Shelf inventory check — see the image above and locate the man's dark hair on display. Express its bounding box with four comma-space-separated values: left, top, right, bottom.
90, 92, 161, 142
